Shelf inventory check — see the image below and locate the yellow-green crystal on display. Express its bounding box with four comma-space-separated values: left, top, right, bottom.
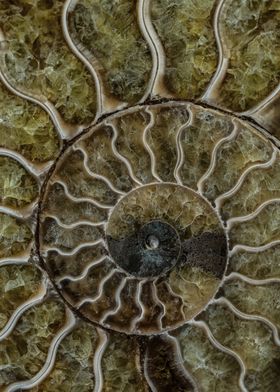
0, 157, 38, 208
0, 300, 66, 388
0, 0, 97, 124
199, 304, 280, 391
0, 213, 32, 258
0, 264, 42, 330
30, 323, 97, 392
218, 0, 280, 111
0, 83, 60, 163
176, 324, 241, 391
70, 0, 152, 103
151, 0, 218, 98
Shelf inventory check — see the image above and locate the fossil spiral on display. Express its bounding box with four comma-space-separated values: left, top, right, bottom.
0, 0, 280, 391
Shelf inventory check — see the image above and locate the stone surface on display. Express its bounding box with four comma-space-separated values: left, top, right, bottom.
0, 1, 280, 390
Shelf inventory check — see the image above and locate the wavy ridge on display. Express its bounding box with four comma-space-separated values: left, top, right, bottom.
5, 309, 76, 392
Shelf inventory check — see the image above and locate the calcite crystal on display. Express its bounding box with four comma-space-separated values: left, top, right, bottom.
0, 84, 60, 162
69, 0, 153, 103
151, 0, 218, 98
0, 0, 97, 124
0, 0, 280, 391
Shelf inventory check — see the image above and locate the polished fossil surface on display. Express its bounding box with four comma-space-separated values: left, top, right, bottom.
0, 0, 280, 391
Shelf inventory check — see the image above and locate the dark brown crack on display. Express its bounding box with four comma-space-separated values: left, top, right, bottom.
180, 230, 228, 279
145, 335, 195, 392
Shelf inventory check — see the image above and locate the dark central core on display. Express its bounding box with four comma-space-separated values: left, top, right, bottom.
107, 220, 181, 278
105, 183, 228, 283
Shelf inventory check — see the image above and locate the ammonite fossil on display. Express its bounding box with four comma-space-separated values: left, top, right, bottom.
0, 0, 280, 391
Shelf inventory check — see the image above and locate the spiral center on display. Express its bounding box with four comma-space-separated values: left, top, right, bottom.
107, 219, 181, 278
145, 235, 159, 250
38, 104, 232, 335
